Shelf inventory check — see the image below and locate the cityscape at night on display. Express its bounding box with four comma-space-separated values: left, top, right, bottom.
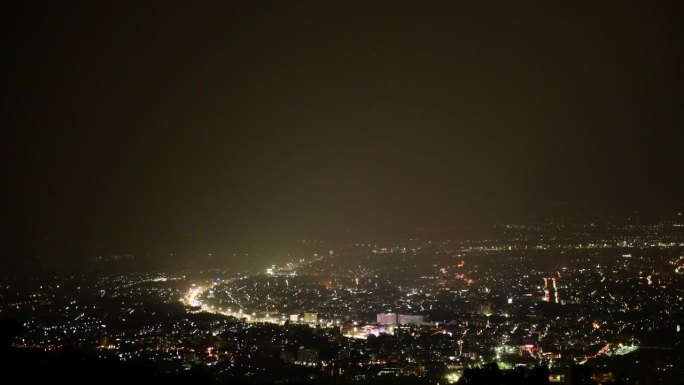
3, 217, 683, 384
2, 1, 683, 384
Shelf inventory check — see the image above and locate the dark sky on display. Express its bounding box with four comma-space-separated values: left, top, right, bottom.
2, 1, 683, 261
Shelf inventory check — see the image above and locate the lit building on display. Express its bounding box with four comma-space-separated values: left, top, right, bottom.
303, 312, 318, 324
377, 313, 397, 325
398, 314, 424, 325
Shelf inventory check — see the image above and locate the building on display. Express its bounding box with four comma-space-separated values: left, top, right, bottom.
377, 313, 397, 325
303, 312, 318, 324
280, 350, 295, 363
398, 314, 424, 325
297, 348, 319, 365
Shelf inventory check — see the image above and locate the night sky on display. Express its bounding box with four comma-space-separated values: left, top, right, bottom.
2, 1, 683, 262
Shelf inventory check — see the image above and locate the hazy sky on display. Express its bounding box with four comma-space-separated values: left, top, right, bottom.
2, 1, 683, 260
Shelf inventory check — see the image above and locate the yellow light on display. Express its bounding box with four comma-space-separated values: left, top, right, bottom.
445, 373, 460, 383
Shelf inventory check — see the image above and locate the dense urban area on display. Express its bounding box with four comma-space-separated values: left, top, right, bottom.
2, 216, 683, 384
